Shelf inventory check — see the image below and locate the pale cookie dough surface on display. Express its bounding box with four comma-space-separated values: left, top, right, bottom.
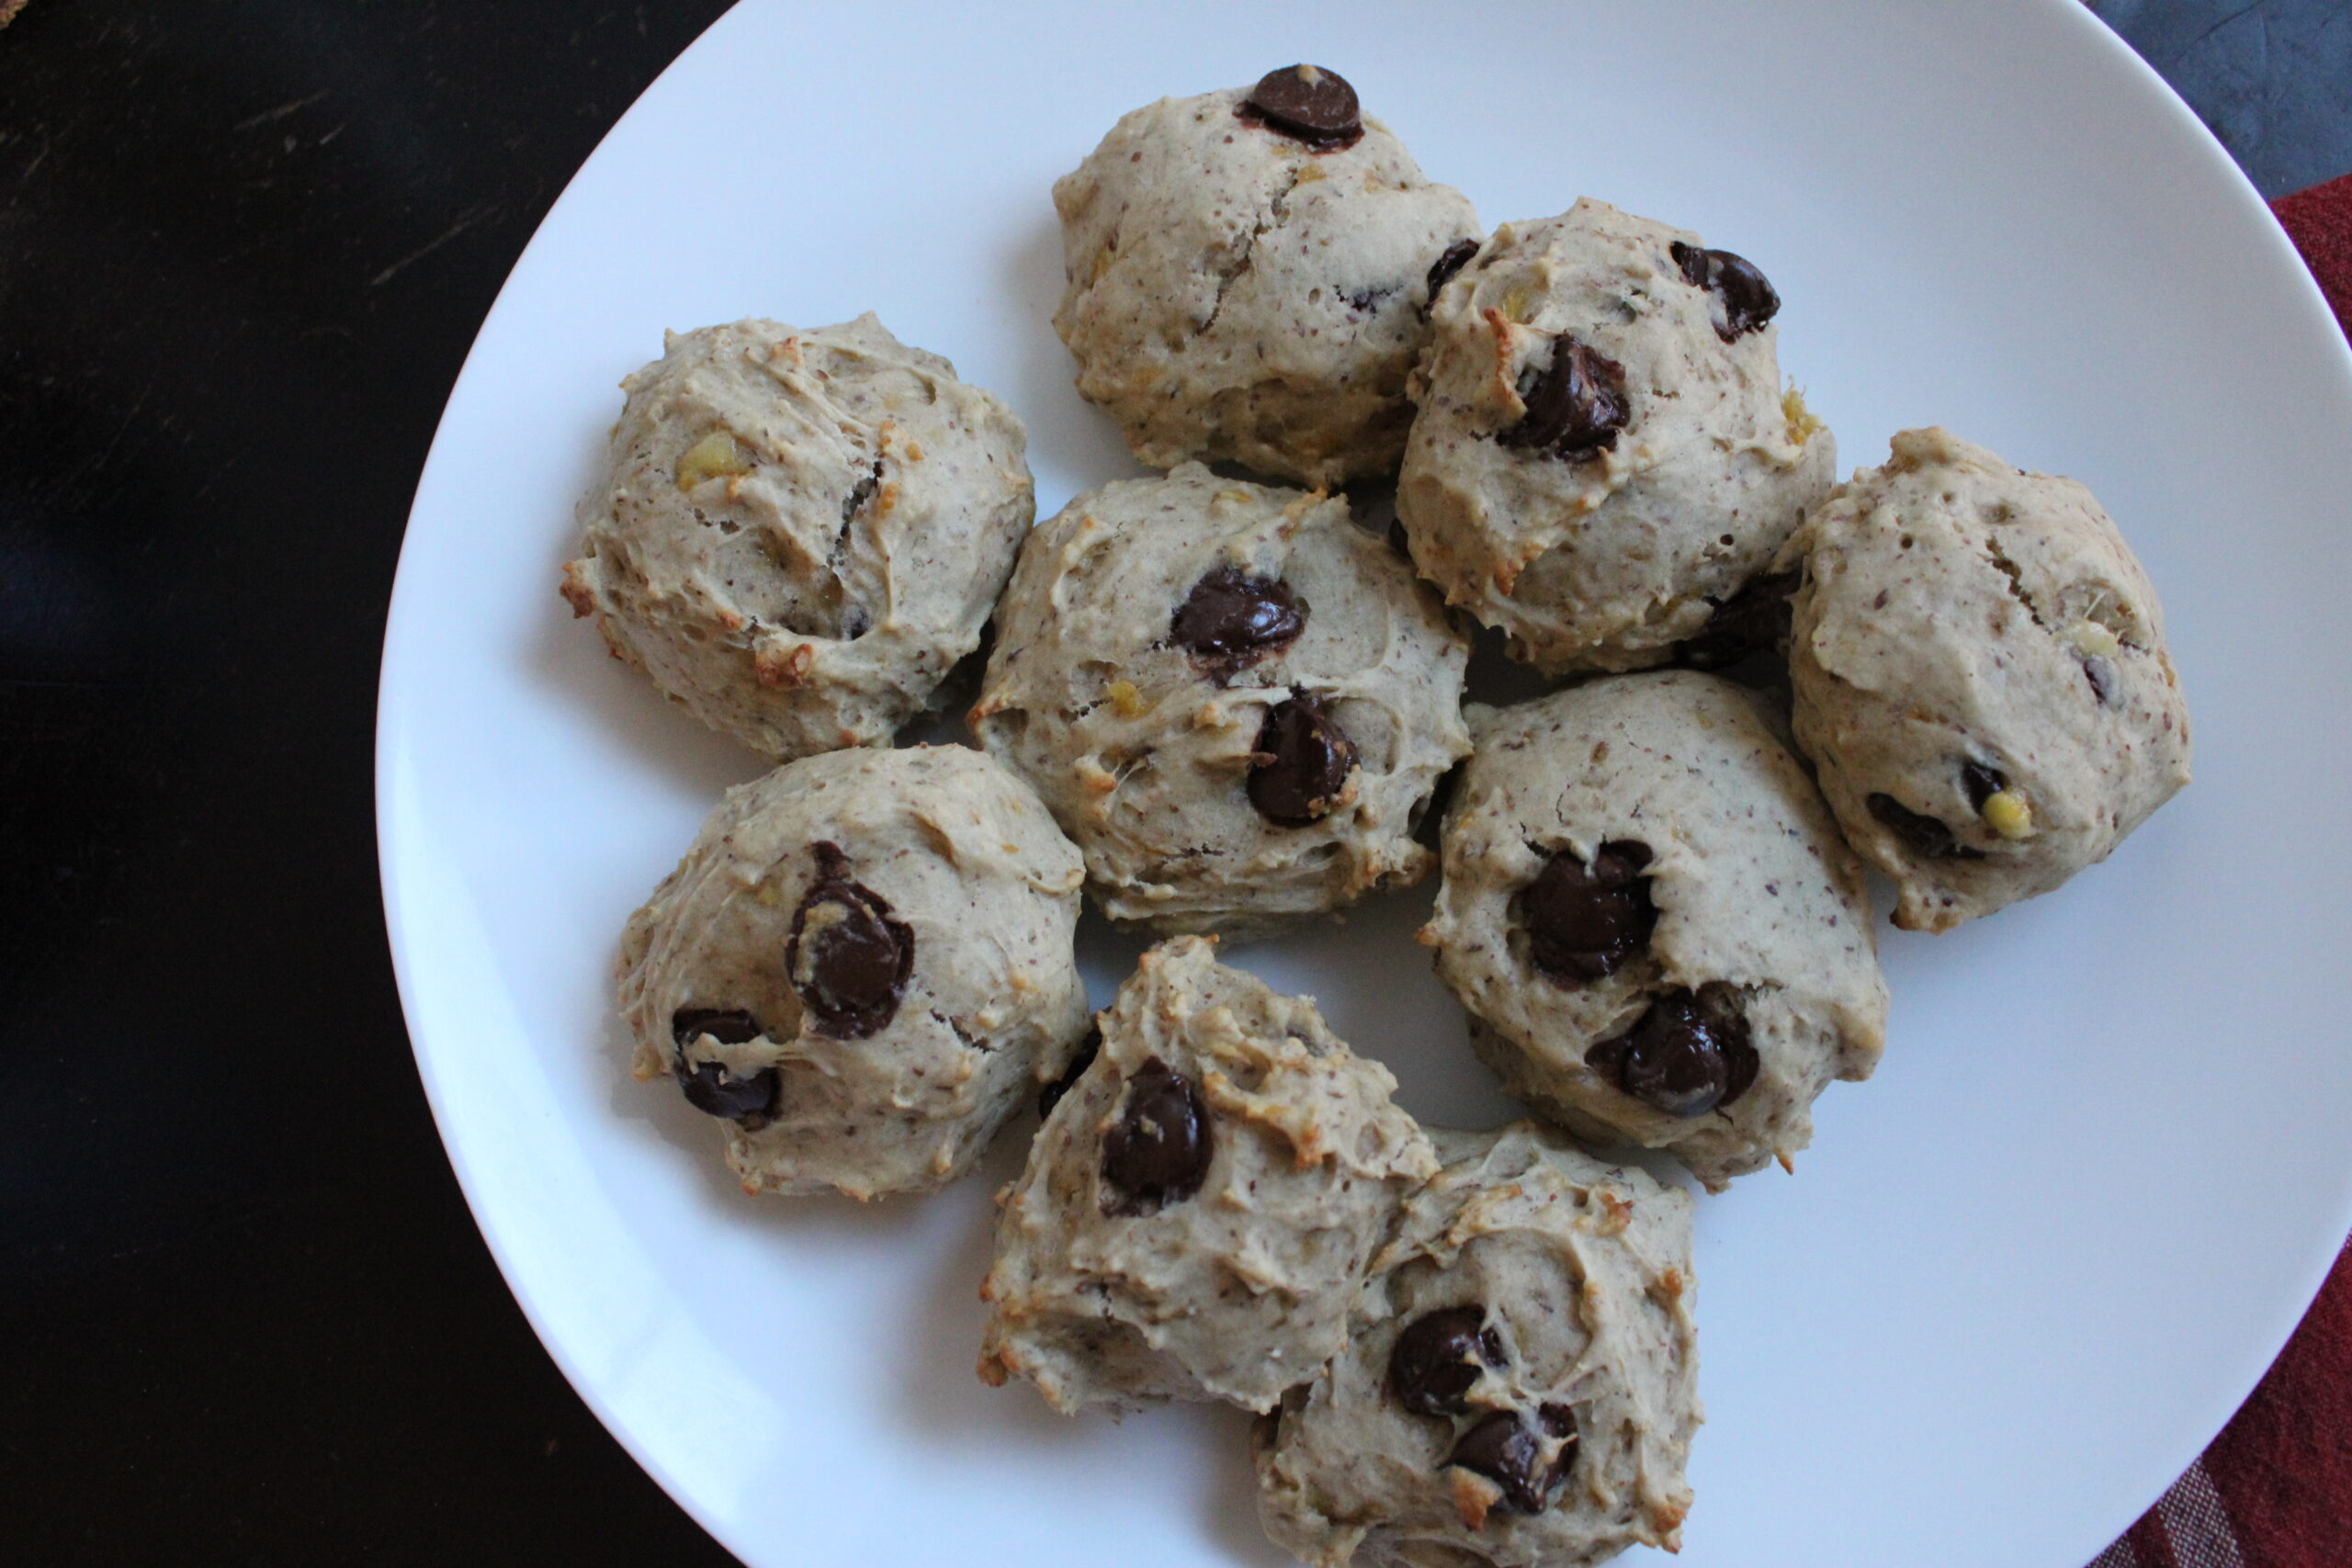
972, 462, 1471, 938
562, 314, 1034, 761
978, 935, 1438, 1413
1052, 73, 1481, 487
617, 745, 1088, 1201
1421, 671, 1886, 1191
1254, 1124, 1699, 1568
1396, 197, 1834, 674
1779, 427, 2192, 932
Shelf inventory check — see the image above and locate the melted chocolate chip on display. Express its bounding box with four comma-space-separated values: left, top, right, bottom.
1867, 794, 1984, 862
1498, 336, 1628, 463
1587, 987, 1758, 1119
1424, 239, 1479, 310
1238, 64, 1363, 150
1037, 1024, 1102, 1119
1171, 567, 1306, 677
675, 1061, 780, 1123
1678, 571, 1800, 670
1520, 841, 1656, 984
1961, 761, 2007, 813
1101, 1055, 1213, 1213
787, 842, 914, 1039
2084, 655, 2116, 705
670, 1008, 763, 1048
1446, 1411, 1565, 1516
1247, 695, 1358, 827
1670, 241, 1781, 342
668, 1009, 779, 1122
1388, 1306, 1505, 1417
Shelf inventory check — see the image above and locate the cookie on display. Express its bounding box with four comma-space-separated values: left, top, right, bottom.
1776, 426, 2192, 931
1253, 1124, 1700, 1568
971, 462, 1471, 938
977, 935, 1438, 1413
617, 745, 1088, 1201
1420, 671, 1886, 1190
1396, 197, 1834, 674
1051, 66, 1482, 487
561, 314, 1033, 761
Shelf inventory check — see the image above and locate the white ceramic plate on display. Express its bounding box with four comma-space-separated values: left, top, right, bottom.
377, 2, 2352, 1562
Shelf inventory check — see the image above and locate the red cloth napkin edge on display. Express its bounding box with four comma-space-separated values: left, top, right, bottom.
2272, 174, 2352, 347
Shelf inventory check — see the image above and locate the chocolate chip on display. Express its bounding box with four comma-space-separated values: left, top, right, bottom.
2084, 655, 2116, 705
667, 1009, 779, 1122
1671, 241, 1781, 342
1588, 987, 1758, 1119
787, 842, 914, 1039
1520, 841, 1656, 984
1248, 695, 1358, 827
1446, 1411, 1566, 1516
1498, 335, 1628, 463
675, 1061, 779, 1123
1867, 794, 1984, 861
1171, 567, 1306, 678
1961, 761, 2007, 813
1677, 571, 1800, 670
1037, 1024, 1102, 1119
1101, 1055, 1213, 1213
1238, 64, 1363, 150
670, 1008, 763, 1048
1388, 1306, 1505, 1417
1424, 238, 1479, 310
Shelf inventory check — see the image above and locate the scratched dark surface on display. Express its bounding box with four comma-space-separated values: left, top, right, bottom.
0, 2, 2342, 1563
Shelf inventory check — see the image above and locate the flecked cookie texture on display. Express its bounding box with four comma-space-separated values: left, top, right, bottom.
1051, 66, 1482, 487
1396, 197, 1834, 675
1779, 427, 2192, 931
1255, 1124, 1699, 1568
561, 314, 1034, 761
617, 745, 1088, 1201
978, 936, 1438, 1413
971, 462, 1471, 938
1421, 671, 1886, 1191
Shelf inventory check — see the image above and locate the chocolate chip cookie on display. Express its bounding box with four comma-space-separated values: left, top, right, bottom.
1396, 197, 1834, 674
971, 462, 1471, 938
978, 935, 1437, 1412
1254, 1123, 1700, 1567
562, 314, 1033, 761
1420, 671, 1887, 1190
617, 744, 1088, 1200
1052, 66, 1482, 486
1776, 426, 2192, 931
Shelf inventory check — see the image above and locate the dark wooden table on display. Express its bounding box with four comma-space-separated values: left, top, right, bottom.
2, 2, 2342, 1562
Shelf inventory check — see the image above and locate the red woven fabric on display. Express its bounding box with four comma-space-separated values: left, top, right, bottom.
2274, 175, 2352, 344
2086, 175, 2352, 1568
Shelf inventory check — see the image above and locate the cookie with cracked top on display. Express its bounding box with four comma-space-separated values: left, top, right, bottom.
1396, 197, 1835, 675
1254, 1124, 1700, 1567
972, 463, 1470, 938
561, 314, 1032, 761
978, 935, 1436, 1414
1776, 426, 2191, 931
617, 745, 1088, 1201
1421, 670, 1887, 1190
1051, 75, 1479, 486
